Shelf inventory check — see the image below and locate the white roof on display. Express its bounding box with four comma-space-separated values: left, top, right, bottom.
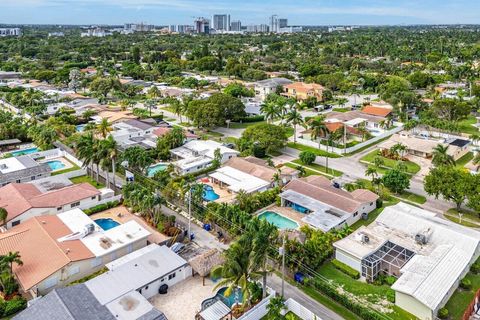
0, 157, 26, 173
199, 300, 231, 320
86, 245, 188, 305
106, 243, 159, 270
345, 118, 367, 126
210, 166, 270, 193
171, 140, 238, 160
105, 290, 158, 320
334, 202, 480, 311
57, 209, 150, 257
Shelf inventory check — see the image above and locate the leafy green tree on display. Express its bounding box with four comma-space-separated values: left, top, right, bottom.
224, 83, 254, 98
0, 208, 7, 226
122, 146, 154, 173
27, 124, 57, 150
299, 151, 316, 165
431, 98, 471, 122
238, 123, 287, 155
266, 296, 286, 320
382, 168, 410, 194
425, 166, 472, 210
432, 144, 455, 167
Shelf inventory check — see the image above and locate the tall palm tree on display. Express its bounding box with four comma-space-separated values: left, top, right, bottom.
76, 133, 96, 179
260, 101, 280, 124
308, 116, 330, 172
470, 134, 480, 147
432, 144, 455, 167
171, 100, 183, 123
285, 107, 304, 143
96, 118, 112, 139
2, 252, 23, 275
102, 136, 119, 190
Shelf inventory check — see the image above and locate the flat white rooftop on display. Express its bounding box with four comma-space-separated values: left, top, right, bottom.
210, 166, 270, 193
0, 157, 27, 174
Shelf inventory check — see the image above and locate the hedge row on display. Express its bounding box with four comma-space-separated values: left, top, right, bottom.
332, 259, 360, 279
84, 200, 121, 215
237, 115, 265, 123
310, 278, 388, 320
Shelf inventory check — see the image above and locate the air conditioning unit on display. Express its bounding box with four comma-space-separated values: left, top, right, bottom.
361, 234, 370, 244
415, 233, 427, 245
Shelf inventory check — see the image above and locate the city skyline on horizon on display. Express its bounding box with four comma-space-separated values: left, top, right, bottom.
1, 0, 480, 26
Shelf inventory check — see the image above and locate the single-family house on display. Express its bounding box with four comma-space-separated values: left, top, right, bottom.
14, 244, 189, 320
0, 155, 51, 186
280, 176, 378, 231
153, 127, 199, 142
0, 208, 150, 296
170, 140, 239, 175
110, 119, 157, 151
0, 182, 115, 228
208, 156, 299, 194
282, 82, 324, 102
254, 78, 293, 101
333, 203, 480, 320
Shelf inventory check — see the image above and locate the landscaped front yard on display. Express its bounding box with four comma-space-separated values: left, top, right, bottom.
287, 142, 342, 158
360, 149, 421, 175
291, 159, 343, 177
458, 115, 479, 135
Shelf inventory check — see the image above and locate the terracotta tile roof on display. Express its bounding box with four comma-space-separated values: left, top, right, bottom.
325, 122, 361, 135
153, 127, 199, 139
351, 189, 380, 203
224, 157, 298, 182
0, 216, 93, 291
284, 82, 324, 92
361, 106, 392, 117
283, 176, 378, 214
0, 183, 100, 222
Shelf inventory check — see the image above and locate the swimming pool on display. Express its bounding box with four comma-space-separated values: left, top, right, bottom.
76, 124, 86, 132
147, 163, 167, 177
94, 218, 120, 231
10, 147, 39, 157
258, 211, 299, 230
203, 185, 220, 202
46, 160, 66, 171
201, 287, 243, 310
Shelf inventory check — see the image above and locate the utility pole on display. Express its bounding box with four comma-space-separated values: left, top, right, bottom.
188, 189, 192, 242
280, 235, 286, 297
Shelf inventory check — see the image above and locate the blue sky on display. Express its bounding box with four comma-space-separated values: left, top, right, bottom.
1, 0, 479, 26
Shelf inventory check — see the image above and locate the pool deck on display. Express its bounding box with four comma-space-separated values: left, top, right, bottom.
39, 156, 73, 172
200, 179, 236, 203
90, 206, 171, 244
260, 205, 308, 228
149, 276, 218, 320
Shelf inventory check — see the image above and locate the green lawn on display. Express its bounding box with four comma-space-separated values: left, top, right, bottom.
70, 175, 105, 189
331, 107, 351, 113
344, 136, 392, 156
227, 120, 266, 129
444, 214, 480, 228
291, 159, 343, 177
444, 208, 480, 227
458, 115, 479, 135
360, 149, 421, 175
287, 142, 342, 158
318, 262, 416, 320
284, 163, 332, 179
456, 152, 474, 168
394, 191, 427, 205
444, 267, 480, 319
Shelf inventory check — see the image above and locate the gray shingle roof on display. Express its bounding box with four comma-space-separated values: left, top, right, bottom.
0, 156, 51, 185
13, 284, 115, 320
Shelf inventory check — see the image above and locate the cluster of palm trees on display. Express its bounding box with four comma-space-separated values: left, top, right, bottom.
122, 183, 165, 224
76, 120, 118, 190
0, 252, 23, 296
211, 218, 278, 310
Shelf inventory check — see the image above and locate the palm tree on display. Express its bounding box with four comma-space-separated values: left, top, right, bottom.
308, 116, 330, 172
102, 136, 119, 190
0, 208, 7, 226
171, 100, 183, 123
2, 252, 23, 275
76, 133, 96, 179
365, 167, 378, 183
470, 134, 480, 147
432, 144, 455, 167
260, 101, 280, 124
211, 238, 260, 307
96, 118, 112, 139
266, 296, 286, 319
285, 107, 304, 143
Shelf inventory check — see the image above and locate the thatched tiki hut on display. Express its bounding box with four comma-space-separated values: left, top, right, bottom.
189, 249, 225, 286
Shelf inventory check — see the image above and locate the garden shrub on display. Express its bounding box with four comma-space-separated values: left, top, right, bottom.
386, 289, 395, 303
460, 278, 472, 290
332, 259, 360, 279
3, 297, 27, 316
385, 276, 397, 286
299, 151, 316, 165
83, 200, 120, 215
375, 198, 383, 209
437, 307, 449, 319
238, 115, 264, 123
471, 262, 480, 274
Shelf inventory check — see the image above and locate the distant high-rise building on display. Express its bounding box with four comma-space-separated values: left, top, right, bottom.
169, 25, 177, 33
0, 28, 21, 37
279, 18, 288, 28
246, 24, 269, 33
212, 14, 230, 31
230, 20, 242, 32
194, 17, 210, 34
269, 15, 279, 33
124, 23, 154, 32
177, 25, 193, 34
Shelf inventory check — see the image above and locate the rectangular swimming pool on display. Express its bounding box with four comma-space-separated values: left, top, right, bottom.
258, 211, 299, 230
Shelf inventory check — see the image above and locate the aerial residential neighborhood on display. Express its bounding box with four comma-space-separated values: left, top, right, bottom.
1, 2, 480, 320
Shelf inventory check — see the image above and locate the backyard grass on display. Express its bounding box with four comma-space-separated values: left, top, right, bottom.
456, 152, 474, 168
291, 159, 343, 177
70, 175, 105, 189
287, 142, 342, 158
444, 264, 480, 319
360, 149, 421, 175
317, 262, 416, 320
227, 120, 266, 129
458, 115, 479, 135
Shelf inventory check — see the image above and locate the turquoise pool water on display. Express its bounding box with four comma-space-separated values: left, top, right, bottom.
76, 124, 86, 132
258, 211, 299, 230
147, 163, 167, 177
217, 287, 243, 307
94, 218, 120, 231
10, 147, 39, 157
46, 160, 66, 171
203, 185, 219, 202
